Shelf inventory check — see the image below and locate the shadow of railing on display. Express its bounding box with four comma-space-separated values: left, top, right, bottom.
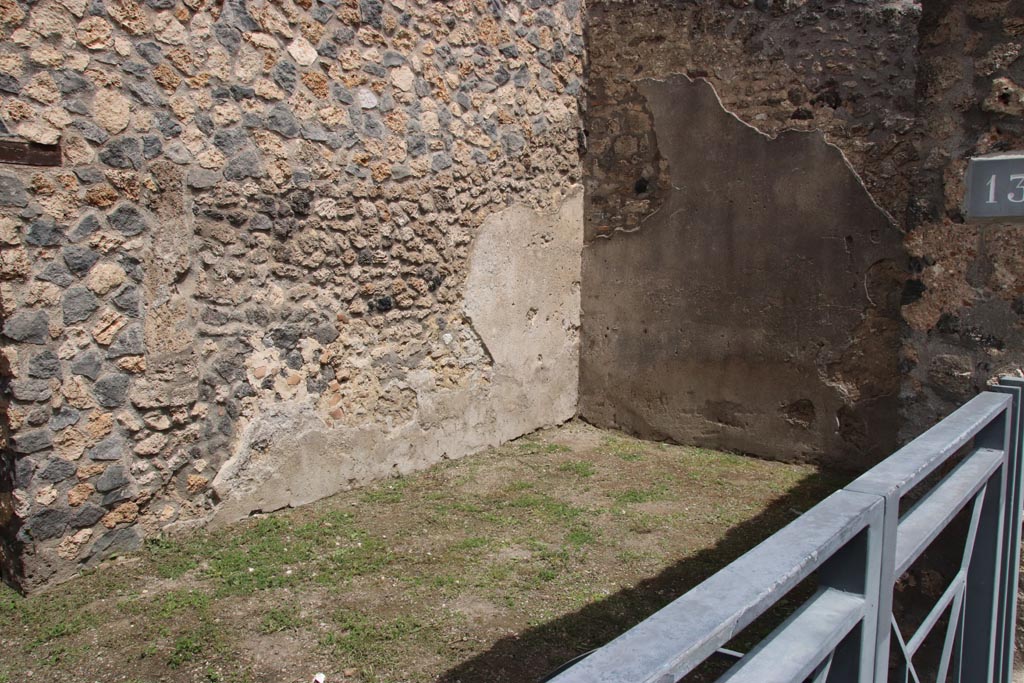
437, 467, 853, 683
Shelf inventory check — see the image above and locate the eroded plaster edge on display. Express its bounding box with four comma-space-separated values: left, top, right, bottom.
202, 187, 584, 527
591, 75, 898, 242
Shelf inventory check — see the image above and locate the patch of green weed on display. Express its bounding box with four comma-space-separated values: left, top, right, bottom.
613, 483, 670, 505
534, 567, 558, 582
451, 536, 491, 551
168, 630, 205, 668
27, 611, 98, 652
362, 478, 408, 504
158, 589, 210, 618
566, 527, 595, 546
506, 440, 571, 456
506, 494, 585, 525
260, 607, 305, 633
146, 536, 203, 579
202, 515, 326, 594
558, 460, 596, 477
602, 437, 644, 461
324, 534, 391, 578
319, 610, 430, 675
616, 549, 650, 564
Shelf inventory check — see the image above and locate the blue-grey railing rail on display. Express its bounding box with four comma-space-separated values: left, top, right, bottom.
548, 378, 1024, 683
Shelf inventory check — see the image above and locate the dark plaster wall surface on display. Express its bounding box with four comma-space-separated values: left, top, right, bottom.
579, 77, 905, 469
583, 0, 1024, 460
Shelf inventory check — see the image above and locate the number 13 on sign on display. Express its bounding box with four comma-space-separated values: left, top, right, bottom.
986, 173, 1024, 204
963, 155, 1024, 219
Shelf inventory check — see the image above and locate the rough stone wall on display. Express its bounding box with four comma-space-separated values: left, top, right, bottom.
905, 0, 1024, 662
0, 0, 584, 590
902, 0, 1024, 437
580, 0, 917, 468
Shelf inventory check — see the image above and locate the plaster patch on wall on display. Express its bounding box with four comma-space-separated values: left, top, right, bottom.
209, 189, 582, 523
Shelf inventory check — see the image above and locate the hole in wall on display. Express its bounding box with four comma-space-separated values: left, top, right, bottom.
780, 399, 816, 429
901, 279, 927, 305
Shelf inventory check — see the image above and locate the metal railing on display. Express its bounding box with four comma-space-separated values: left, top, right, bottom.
548, 377, 1024, 683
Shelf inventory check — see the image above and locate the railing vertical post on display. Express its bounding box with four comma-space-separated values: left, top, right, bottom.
994, 377, 1024, 683
959, 407, 1010, 683
845, 484, 899, 683
817, 511, 884, 683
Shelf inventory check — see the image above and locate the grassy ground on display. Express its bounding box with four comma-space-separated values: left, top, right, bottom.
0, 421, 848, 683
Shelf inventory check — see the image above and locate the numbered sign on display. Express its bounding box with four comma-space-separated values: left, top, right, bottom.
965, 155, 1024, 220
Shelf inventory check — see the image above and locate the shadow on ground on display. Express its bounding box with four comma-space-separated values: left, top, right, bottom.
438, 467, 853, 683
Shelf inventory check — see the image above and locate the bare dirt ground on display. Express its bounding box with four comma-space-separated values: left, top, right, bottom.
0, 421, 848, 683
